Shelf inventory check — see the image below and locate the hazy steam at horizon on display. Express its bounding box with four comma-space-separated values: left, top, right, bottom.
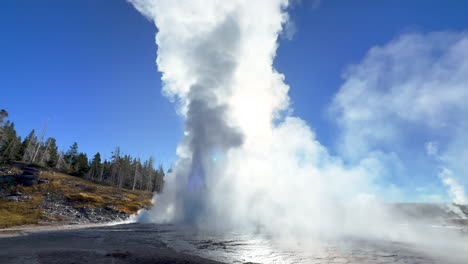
128, 0, 468, 246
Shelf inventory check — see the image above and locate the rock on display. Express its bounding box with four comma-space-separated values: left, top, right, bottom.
10, 191, 22, 196
105, 206, 114, 211
6, 196, 20, 202
5, 193, 31, 202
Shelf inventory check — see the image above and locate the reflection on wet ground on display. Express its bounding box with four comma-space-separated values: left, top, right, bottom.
0, 223, 467, 264
139, 223, 468, 264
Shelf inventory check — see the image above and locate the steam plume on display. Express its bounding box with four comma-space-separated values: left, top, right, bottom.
128, 1, 468, 248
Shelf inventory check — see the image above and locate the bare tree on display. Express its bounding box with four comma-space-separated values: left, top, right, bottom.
132, 158, 141, 191
110, 147, 121, 185
22, 130, 37, 163
56, 151, 69, 171
98, 166, 104, 182
39, 137, 52, 165
31, 122, 47, 163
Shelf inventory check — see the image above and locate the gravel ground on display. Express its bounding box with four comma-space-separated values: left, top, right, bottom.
0, 223, 222, 264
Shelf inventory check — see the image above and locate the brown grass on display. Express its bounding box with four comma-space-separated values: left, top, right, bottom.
0, 196, 43, 228
66, 193, 105, 203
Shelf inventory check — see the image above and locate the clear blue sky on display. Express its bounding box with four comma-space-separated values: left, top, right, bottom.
1, 0, 467, 171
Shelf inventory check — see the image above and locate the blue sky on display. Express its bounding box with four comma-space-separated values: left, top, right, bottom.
1, 0, 468, 198
1, 0, 181, 166
277, 0, 468, 149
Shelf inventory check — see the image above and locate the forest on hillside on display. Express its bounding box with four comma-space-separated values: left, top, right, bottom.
0, 109, 165, 192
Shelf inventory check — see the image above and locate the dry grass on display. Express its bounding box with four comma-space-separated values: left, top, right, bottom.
0, 166, 22, 176
0, 171, 153, 228
66, 193, 105, 204
0, 196, 43, 228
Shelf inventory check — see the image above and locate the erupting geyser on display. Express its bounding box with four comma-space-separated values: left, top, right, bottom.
129, 0, 307, 228
129, 1, 468, 248
129, 0, 393, 236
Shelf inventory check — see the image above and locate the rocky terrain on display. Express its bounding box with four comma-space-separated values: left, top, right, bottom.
0, 162, 42, 186
0, 163, 152, 228
39, 191, 132, 224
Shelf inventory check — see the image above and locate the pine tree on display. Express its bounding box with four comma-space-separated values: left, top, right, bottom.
0, 109, 8, 125
154, 164, 165, 193
43, 137, 59, 168
0, 109, 168, 192
0, 109, 9, 144
0, 121, 20, 163
101, 160, 110, 183
119, 154, 132, 188
64, 142, 79, 166
88, 152, 102, 180
73, 153, 89, 177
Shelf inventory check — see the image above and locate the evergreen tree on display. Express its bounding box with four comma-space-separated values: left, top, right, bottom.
0, 109, 166, 192
0, 109, 8, 143
101, 159, 111, 183
154, 163, 165, 193
119, 154, 132, 188
72, 152, 89, 177
0, 109, 8, 125
88, 152, 102, 180
43, 137, 59, 168
0, 121, 20, 163
65, 142, 79, 165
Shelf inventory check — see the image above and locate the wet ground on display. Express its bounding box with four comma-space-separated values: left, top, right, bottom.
0, 223, 467, 264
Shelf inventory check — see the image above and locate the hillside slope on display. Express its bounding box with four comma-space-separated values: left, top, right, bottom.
0, 166, 153, 228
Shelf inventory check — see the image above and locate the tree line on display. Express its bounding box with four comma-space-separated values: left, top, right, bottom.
0, 109, 165, 192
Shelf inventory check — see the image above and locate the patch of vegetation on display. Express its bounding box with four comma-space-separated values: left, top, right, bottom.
0, 165, 22, 176
0, 196, 43, 228
66, 193, 105, 204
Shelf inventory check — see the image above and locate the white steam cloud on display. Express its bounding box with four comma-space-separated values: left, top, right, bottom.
128, 0, 468, 247
129, 0, 383, 237
440, 168, 468, 205
331, 31, 468, 203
